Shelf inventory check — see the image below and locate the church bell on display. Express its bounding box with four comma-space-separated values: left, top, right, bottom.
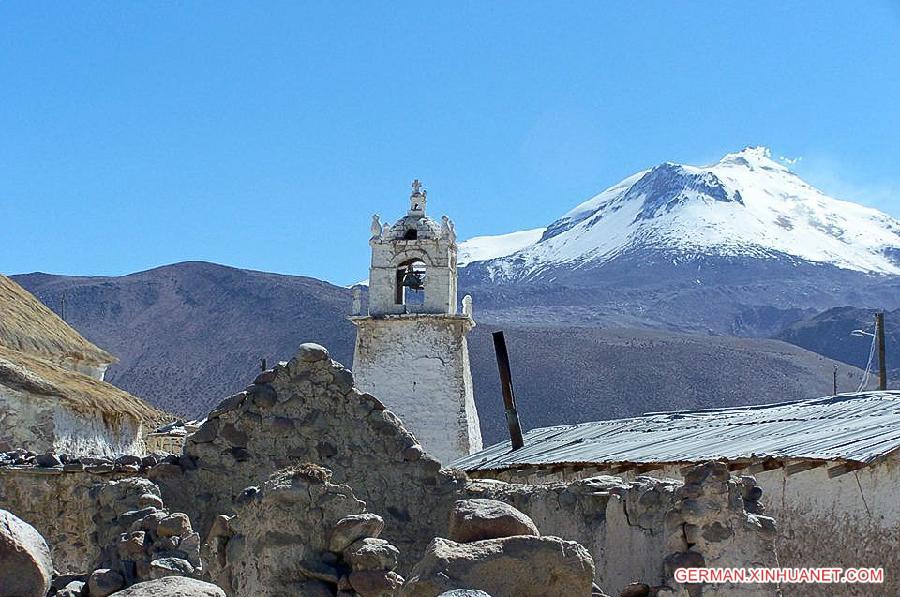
401, 264, 425, 292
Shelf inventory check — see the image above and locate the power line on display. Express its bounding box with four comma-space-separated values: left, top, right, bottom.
856, 331, 878, 392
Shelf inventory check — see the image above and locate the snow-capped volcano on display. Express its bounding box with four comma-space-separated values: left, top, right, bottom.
468, 147, 900, 281
457, 228, 546, 266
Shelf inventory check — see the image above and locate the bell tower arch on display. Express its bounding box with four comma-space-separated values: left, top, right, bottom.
351, 180, 482, 463
365, 180, 458, 316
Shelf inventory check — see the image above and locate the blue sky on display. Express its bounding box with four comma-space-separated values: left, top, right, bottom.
2, 2, 898, 285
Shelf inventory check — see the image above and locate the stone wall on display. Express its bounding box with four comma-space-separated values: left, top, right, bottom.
498, 458, 897, 596
465, 475, 676, 595
467, 462, 778, 597
155, 343, 780, 593
206, 464, 404, 596
0, 453, 174, 573
162, 343, 467, 572
351, 316, 482, 463
0, 386, 145, 456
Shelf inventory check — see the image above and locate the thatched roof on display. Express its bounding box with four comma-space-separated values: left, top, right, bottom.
0, 274, 115, 366
0, 344, 167, 427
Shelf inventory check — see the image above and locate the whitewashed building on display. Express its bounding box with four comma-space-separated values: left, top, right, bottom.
351, 180, 482, 463
0, 274, 164, 456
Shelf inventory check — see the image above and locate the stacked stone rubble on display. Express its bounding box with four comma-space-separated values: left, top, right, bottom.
80, 478, 205, 596
0, 448, 169, 474
660, 462, 777, 597
464, 475, 679, 593
164, 343, 464, 570
205, 463, 403, 596
464, 466, 780, 597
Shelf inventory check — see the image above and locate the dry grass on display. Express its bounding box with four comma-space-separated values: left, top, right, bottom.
0, 274, 115, 366
271, 463, 333, 485
0, 344, 168, 427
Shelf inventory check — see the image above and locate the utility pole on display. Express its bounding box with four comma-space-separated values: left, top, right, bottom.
492, 331, 525, 450
60, 291, 67, 322
876, 312, 887, 391
833, 364, 838, 395
260, 358, 267, 372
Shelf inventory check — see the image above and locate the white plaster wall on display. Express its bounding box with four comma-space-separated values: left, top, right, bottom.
0, 385, 145, 456
352, 315, 482, 463
753, 459, 900, 596
51, 405, 146, 457
518, 484, 670, 592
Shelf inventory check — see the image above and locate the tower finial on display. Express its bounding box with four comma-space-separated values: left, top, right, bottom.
410, 179, 426, 213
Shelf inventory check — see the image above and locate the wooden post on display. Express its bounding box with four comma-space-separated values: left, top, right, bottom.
833, 364, 838, 395
260, 358, 267, 372
492, 331, 525, 450
876, 312, 887, 391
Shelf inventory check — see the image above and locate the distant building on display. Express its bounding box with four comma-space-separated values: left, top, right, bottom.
455, 391, 900, 595
351, 180, 482, 463
0, 274, 165, 456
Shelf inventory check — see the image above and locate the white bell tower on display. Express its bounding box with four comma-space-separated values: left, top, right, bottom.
351, 180, 482, 463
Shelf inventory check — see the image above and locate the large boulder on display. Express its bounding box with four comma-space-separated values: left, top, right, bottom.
401, 535, 594, 597
329, 513, 385, 552
88, 568, 125, 596
0, 509, 53, 597
447, 500, 539, 543
108, 576, 225, 596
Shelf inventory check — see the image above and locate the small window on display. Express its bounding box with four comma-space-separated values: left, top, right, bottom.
404, 228, 417, 240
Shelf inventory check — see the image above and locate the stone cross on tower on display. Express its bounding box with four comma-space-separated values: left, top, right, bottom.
350, 181, 482, 464
409, 179, 427, 214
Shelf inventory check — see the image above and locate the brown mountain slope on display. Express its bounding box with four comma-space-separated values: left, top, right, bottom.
13, 262, 868, 444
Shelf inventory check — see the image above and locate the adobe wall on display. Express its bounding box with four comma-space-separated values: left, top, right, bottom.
753, 458, 900, 597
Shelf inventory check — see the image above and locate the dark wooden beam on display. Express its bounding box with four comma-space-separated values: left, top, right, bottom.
748, 458, 783, 474
827, 461, 866, 479
785, 460, 825, 476
493, 331, 525, 450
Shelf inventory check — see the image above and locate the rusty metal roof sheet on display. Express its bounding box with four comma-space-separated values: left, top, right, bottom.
453, 391, 900, 471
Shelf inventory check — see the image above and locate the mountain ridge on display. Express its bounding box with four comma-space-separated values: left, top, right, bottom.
11, 260, 871, 444
462, 147, 900, 282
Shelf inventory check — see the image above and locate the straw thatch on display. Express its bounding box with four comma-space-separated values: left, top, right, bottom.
0, 274, 115, 366
0, 344, 167, 428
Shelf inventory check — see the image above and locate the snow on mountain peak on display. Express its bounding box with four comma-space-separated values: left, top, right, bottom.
463, 148, 900, 279
457, 228, 546, 266
717, 145, 786, 170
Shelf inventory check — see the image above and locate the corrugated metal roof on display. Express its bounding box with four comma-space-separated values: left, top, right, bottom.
454, 391, 900, 471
